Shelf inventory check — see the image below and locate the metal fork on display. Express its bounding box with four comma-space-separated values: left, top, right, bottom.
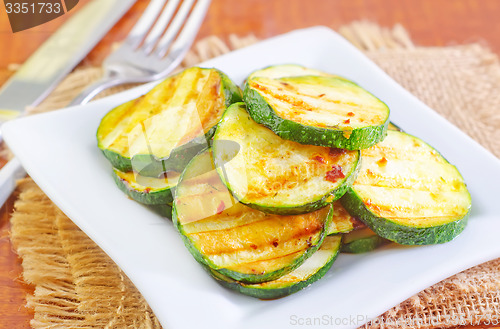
70, 0, 211, 105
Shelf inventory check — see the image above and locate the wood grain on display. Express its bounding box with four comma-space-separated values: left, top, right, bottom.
2, 0, 500, 86
0, 193, 33, 329
0, 0, 499, 327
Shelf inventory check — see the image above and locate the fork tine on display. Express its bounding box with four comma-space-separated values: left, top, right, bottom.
125, 0, 169, 49
141, 0, 181, 54
155, 0, 211, 58
153, 0, 198, 57
70, 0, 211, 105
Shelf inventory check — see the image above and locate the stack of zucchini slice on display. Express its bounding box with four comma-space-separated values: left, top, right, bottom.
241, 64, 470, 247
97, 64, 471, 299
97, 67, 242, 217
173, 149, 337, 287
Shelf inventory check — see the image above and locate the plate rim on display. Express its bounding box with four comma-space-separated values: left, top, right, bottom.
3, 25, 500, 329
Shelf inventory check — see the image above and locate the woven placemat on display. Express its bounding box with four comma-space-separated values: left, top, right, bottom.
9, 22, 500, 328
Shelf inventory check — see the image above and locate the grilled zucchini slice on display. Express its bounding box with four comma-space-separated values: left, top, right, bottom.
326, 200, 365, 235
97, 67, 241, 176
173, 148, 332, 283
208, 235, 341, 299
247, 64, 339, 80
243, 71, 389, 150
341, 227, 389, 254
341, 130, 471, 245
112, 169, 179, 205
213, 103, 360, 215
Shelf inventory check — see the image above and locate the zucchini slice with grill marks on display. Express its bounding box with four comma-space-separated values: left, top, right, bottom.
208, 235, 341, 299
247, 64, 340, 80
341, 227, 389, 254
112, 169, 179, 205
97, 67, 241, 176
243, 72, 389, 150
173, 148, 332, 283
340, 130, 471, 245
326, 200, 365, 235
213, 103, 360, 215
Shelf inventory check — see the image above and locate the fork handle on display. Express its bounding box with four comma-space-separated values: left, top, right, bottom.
69, 76, 127, 106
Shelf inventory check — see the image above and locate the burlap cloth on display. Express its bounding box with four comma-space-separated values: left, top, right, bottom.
8, 22, 500, 328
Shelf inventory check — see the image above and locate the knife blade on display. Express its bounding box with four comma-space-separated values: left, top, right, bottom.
0, 0, 137, 118
0, 0, 137, 207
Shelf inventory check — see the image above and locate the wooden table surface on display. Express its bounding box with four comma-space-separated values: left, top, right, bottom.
1, 1, 499, 328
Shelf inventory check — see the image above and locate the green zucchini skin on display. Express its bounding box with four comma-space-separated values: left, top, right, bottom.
340, 227, 389, 254
100, 150, 129, 174
112, 169, 178, 205
341, 235, 387, 254
101, 140, 208, 175
340, 190, 469, 245
148, 204, 173, 218
340, 130, 471, 245
218, 69, 243, 108
213, 103, 361, 215
243, 76, 389, 150
208, 235, 342, 299
172, 148, 333, 284
97, 67, 242, 176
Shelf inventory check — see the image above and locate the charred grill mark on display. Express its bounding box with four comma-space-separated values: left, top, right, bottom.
192, 214, 324, 256
110, 74, 181, 149
362, 193, 468, 218
246, 148, 355, 200
177, 73, 224, 145
109, 97, 144, 135
246, 160, 326, 198
356, 166, 466, 192
251, 81, 376, 117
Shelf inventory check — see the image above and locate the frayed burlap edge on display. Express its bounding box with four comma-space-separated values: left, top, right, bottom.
11, 178, 161, 328
9, 22, 500, 329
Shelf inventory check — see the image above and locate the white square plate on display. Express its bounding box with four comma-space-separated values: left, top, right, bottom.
4, 27, 500, 329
